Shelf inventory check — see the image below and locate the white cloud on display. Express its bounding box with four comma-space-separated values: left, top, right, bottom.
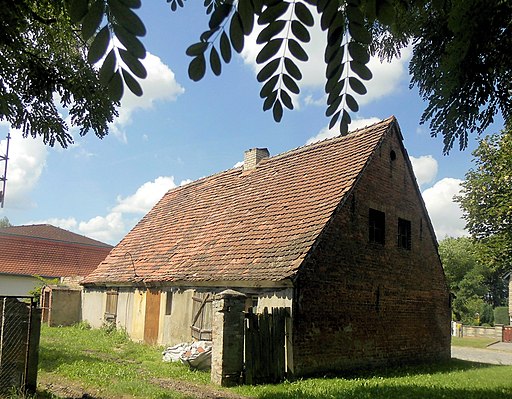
110, 52, 185, 142
306, 117, 381, 145
422, 178, 467, 239
409, 155, 438, 187
0, 128, 48, 209
241, 6, 411, 107
113, 176, 177, 214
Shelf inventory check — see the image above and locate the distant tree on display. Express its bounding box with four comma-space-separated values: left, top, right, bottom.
456, 126, 512, 305
439, 237, 490, 323
0, 216, 11, 227
2, 1, 511, 151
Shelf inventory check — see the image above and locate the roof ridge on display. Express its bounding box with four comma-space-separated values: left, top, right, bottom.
162, 117, 395, 196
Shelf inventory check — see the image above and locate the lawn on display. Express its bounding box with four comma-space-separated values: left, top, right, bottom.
451, 336, 498, 349
37, 325, 512, 399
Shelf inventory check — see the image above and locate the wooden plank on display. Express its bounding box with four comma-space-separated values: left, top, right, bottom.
144, 289, 161, 345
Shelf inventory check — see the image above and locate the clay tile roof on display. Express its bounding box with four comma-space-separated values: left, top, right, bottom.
83, 117, 396, 286
0, 224, 113, 278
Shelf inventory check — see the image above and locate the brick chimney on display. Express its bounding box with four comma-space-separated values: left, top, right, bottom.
243, 148, 269, 171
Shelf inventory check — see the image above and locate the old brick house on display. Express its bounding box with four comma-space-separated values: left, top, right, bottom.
82, 117, 451, 377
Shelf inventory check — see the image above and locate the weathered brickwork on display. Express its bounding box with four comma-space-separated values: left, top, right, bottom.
291, 127, 451, 376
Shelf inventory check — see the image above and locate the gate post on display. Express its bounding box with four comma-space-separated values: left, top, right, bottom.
211, 290, 246, 386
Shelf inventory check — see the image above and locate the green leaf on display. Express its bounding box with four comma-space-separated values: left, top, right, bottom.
327, 13, 344, 45
345, 93, 359, 112
99, 49, 117, 85
257, 20, 287, 44
326, 48, 344, 78
325, 41, 343, 63
68, 0, 89, 23
348, 76, 367, 94
284, 57, 302, 80
282, 74, 299, 94
288, 39, 308, 62
81, 0, 104, 41
346, 4, 364, 25
321, 0, 339, 31
186, 42, 209, 57
364, 0, 377, 22
260, 75, 279, 98
229, 13, 244, 53
108, 70, 124, 101
326, 94, 342, 117
200, 27, 219, 42
251, 0, 264, 14
280, 90, 293, 110
273, 99, 283, 122
113, 23, 146, 59
348, 22, 371, 45
118, 0, 141, 8
294, 2, 314, 27
209, 3, 232, 29
329, 110, 341, 129
210, 46, 222, 76
256, 38, 283, 64
238, 0, 254, 35
350, 60, 372, 80
327, 80, 344, 105
220, 31, 232, 63
340, 110, 351, 135
108, 0, 146, 37
376, 0, 395, 26
188, 54, 206, 81
257, 58, 281, 82
258, 1, 289, 25
88, 25, 110, 64
325, 66, 343, 92
263, 90, 278, 111
122, 68, 143, 96
119, 49, 147, 78
291, 20, 310, 43
348, 42, 369, 64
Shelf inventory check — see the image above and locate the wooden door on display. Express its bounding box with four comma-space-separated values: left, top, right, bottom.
144, 289, 161, 345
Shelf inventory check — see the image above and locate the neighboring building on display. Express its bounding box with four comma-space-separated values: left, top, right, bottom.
82, 117, 451, 377
0, 224, 112, 296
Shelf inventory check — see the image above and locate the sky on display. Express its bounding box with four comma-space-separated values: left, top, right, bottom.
0, 2, 504, 246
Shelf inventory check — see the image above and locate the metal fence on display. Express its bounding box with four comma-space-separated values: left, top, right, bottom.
0, 296, 40, 396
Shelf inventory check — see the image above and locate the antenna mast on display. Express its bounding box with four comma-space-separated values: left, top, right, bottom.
0, 133, 11, 208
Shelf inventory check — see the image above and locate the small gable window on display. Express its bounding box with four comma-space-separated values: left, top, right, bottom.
165, 292, 173, 316
398, 218, 412, 250
369, 208, 385, 245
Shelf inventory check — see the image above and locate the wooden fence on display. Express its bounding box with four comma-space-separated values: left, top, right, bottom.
244, 307, 288, 384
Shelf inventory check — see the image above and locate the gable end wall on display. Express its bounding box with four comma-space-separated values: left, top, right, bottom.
292, 128, 451, 376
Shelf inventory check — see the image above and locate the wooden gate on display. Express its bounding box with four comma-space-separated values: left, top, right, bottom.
503, 326, 512, 343
244, 307, 288, 384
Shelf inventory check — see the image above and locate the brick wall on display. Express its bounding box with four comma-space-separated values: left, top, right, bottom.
291, 128, 451, 376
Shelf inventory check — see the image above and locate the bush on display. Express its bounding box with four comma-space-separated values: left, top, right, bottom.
480, 303, 494, 325
494, 306, 510, 325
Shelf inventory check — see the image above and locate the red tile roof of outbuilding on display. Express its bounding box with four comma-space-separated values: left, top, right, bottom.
0, 224, 113, 278
83, 117, 397, 286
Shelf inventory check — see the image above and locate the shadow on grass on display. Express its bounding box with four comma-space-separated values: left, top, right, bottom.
38, 344, 106, 373
253, 385, 511, 399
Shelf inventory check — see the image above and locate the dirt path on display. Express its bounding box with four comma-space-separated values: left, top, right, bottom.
451, 344, 512, 365
38, 374, 252, 399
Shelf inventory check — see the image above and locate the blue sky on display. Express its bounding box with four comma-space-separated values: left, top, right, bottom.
0, 2, 504, 245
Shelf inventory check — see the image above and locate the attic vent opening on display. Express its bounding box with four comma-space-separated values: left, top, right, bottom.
244, 148, 269, 171
390, 150, 397, 161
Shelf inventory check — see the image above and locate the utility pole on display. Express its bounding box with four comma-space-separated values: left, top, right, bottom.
0, 133, 10, 208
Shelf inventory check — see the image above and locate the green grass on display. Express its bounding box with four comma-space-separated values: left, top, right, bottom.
38, 324, 210, 398
451, 336, 498, 348
38, 325, 512, 399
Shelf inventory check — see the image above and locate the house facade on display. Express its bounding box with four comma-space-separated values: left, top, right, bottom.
0, 224, 112, 296
82, 117, 451, 377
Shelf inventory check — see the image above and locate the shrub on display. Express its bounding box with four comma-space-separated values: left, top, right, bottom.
494, 306, 510, 325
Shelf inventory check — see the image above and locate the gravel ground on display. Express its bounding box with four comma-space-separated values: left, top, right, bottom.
451, 342, 512, 365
